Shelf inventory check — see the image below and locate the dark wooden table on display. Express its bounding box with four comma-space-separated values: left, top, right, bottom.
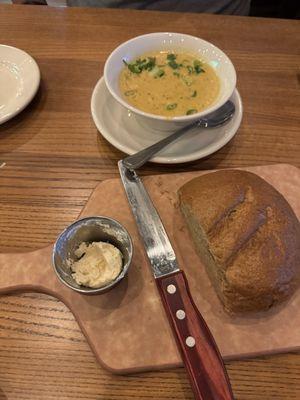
0, 4, 299, 399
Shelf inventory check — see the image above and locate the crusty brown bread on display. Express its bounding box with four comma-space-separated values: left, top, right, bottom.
178, 170, 300, 313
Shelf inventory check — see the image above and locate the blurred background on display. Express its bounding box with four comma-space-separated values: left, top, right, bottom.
1, 0, 299, 19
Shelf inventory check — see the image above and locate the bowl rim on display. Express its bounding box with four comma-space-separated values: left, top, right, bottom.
104, 31, 237, 122
52, 215, 133, 295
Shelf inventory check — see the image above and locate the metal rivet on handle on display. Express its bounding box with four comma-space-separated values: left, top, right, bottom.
186, 336, 196, 348
176, 309, 186, 320
167, 284, 176, 294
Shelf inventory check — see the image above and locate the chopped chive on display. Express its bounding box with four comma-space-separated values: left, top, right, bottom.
149, 65, 165, 78
167, 53, 176, 62
168, 60, 181, 69
156, 69, 165, 77
173, 71, 180, 77
127, 63, 142, 74
144, 57, 156, 70
124, 90, 137, 96
191, 90, 197, 97
193, 59, 205, 74
186, 109, 198, 115
166, 103, 177, 110
167, 53, 182, 69
123, 56, 156, 74
187, 65, 193, 74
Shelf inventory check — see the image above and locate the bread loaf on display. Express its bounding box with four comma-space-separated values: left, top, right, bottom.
178, 170, 300, 313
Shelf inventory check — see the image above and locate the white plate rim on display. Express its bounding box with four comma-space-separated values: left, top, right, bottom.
91, 77, 243, 164
0, 44, 40, 125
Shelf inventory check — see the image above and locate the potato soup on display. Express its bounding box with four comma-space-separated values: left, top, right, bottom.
119, 51, 220, 118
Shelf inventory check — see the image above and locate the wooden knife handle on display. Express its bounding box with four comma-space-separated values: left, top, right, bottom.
156, 270, 234, 400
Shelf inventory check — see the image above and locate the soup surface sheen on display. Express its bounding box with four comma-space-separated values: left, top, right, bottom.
119, 51, 220, 118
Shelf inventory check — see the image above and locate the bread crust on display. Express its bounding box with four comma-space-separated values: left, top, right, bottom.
178, 170, 300, 313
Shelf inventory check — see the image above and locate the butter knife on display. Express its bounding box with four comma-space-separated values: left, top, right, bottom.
118, 161, 234, 400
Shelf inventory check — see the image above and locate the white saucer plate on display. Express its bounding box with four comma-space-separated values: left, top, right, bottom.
91, 77, 243, 164
0, 45, 40, 125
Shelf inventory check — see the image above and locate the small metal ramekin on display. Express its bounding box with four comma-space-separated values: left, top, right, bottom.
52, 216, 133, 294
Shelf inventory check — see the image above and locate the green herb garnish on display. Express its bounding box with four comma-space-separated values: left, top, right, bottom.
124, 90, 137, 96
149, 65, 165, 78
123, 59, 142, 74
186, 109, 198, 115
166, 103, 177, 110
168, 60, 180, 69
191, 90, 197, 97
143, 57, 156, 70
173, 71, 180, 77
123, 57, 156, 74
167, 53, 176, 62
167, 53, 182, 69
193, 59, 205, 74
156, 69, 165, 77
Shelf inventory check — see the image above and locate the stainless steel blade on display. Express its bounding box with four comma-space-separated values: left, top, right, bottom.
118, 160, 180, 278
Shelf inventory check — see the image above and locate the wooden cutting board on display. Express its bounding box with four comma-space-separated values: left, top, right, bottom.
0, 164, 299, 374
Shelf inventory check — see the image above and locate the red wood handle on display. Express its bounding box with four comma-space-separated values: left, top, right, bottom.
156, 271, 234, 400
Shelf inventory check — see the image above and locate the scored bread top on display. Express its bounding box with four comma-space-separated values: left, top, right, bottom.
178, 170, 300, 312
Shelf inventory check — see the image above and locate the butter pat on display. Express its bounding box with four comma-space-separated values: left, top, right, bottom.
71, 241, 122, 288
